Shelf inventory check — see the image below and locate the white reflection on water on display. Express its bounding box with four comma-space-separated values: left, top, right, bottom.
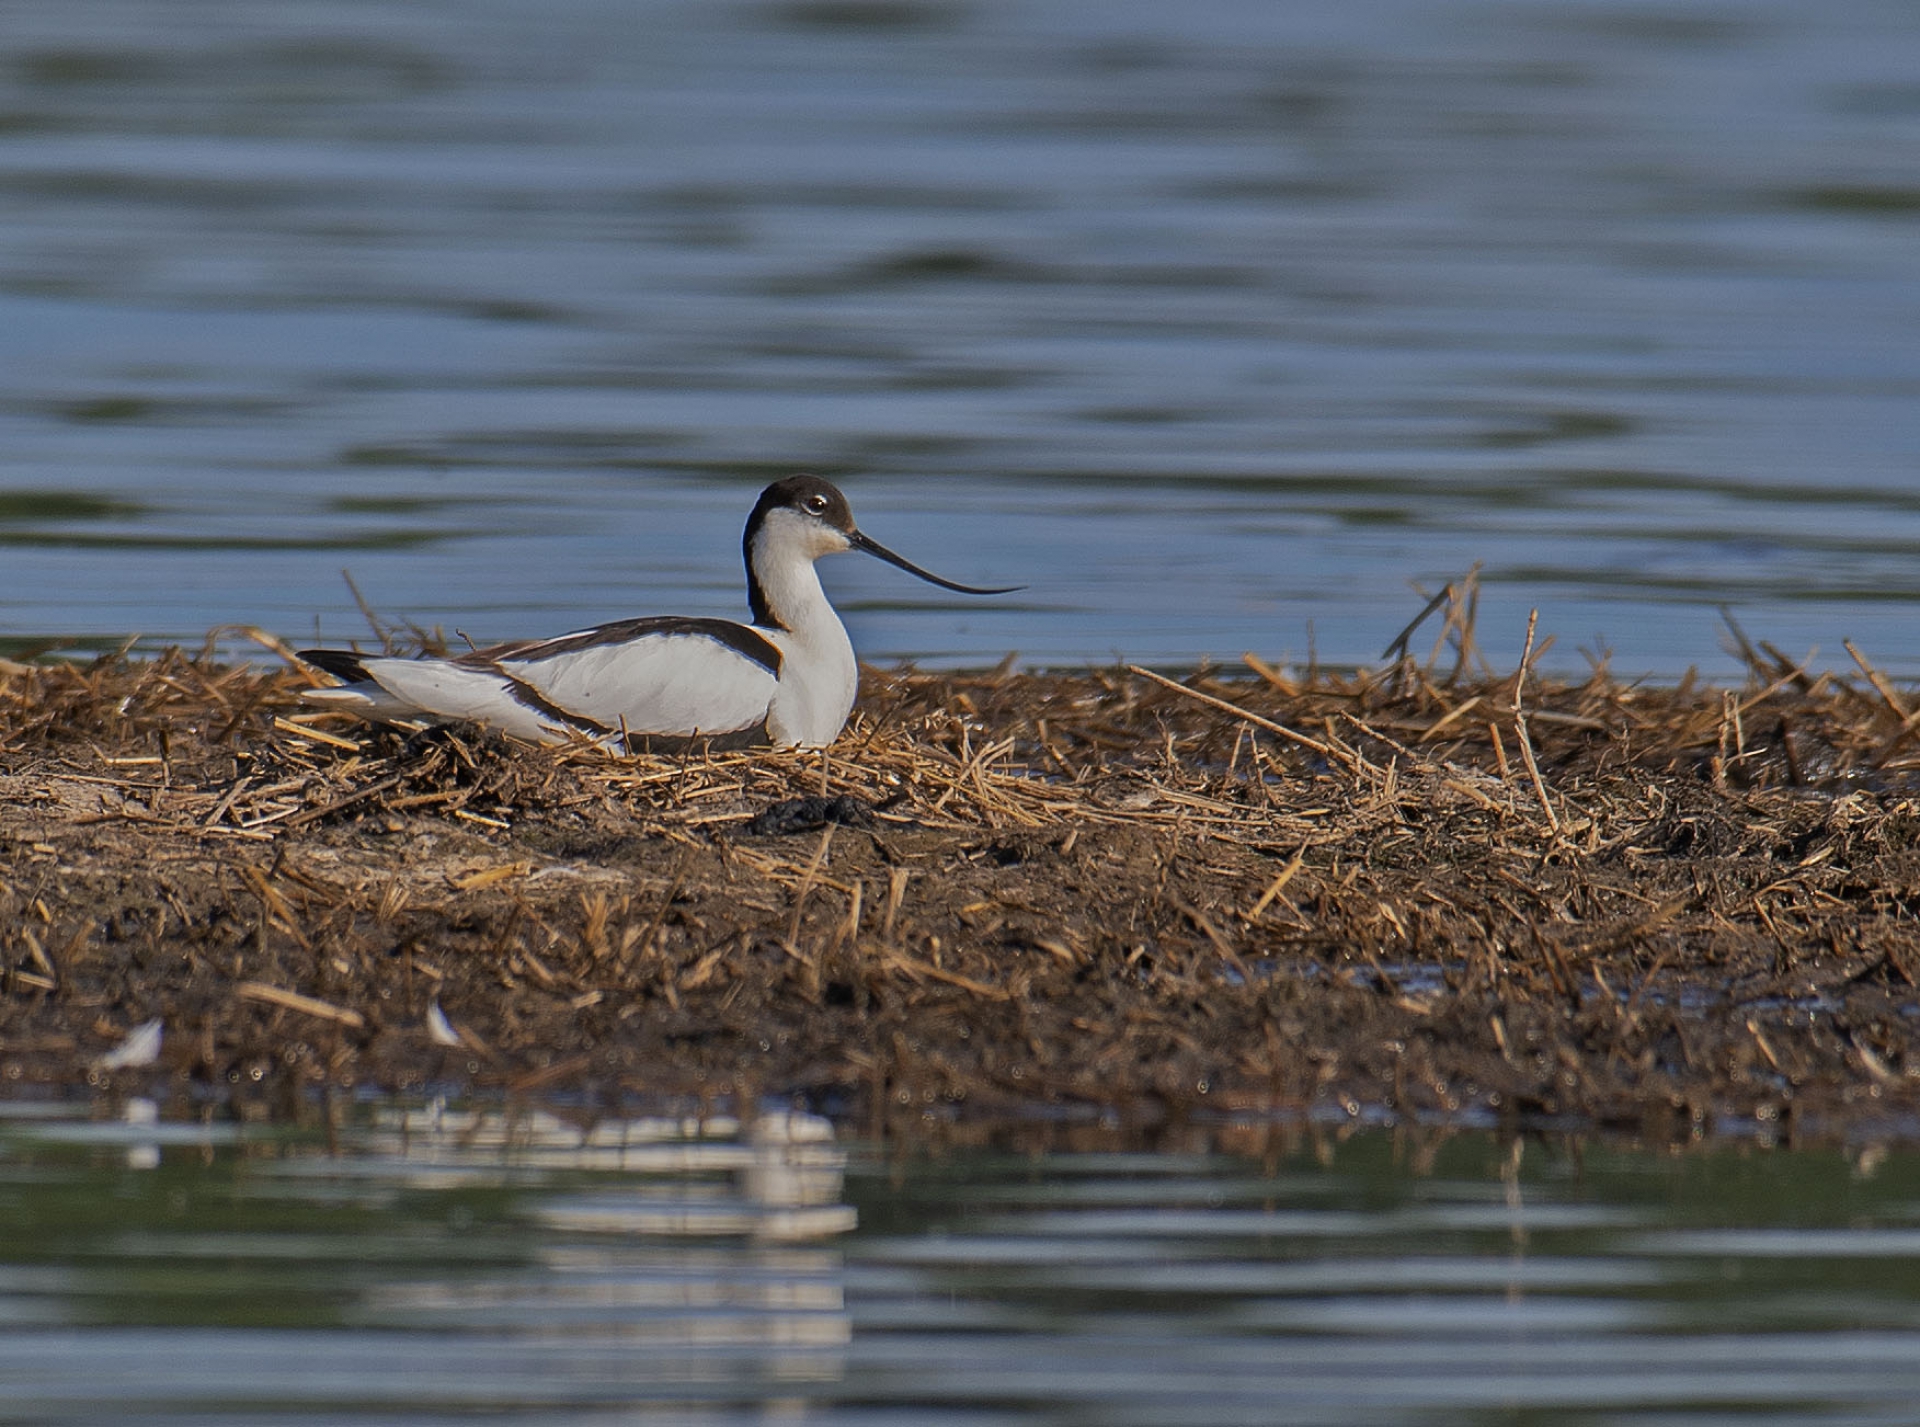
5, 1116, 1920, 1420
0, 1104, 860, 1420
352, 1105, 856, 1377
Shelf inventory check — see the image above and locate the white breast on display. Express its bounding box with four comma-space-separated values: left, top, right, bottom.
764, 621, 858, 746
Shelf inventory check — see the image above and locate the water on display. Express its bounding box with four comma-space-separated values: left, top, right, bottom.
4, 1103, 1920, 1423
2, 0, 1919, 675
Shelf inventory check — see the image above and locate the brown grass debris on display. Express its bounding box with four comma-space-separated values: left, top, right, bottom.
1, 594, 1918, 1143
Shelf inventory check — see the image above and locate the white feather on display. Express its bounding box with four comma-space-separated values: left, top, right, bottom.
514, 634, 778, 737
95, 1018, 164, 1071
306, 661, 556, 741
426, 1000, 462, 1047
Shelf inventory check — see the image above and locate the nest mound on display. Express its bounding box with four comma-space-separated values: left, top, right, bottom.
2, 612, 1918, 1143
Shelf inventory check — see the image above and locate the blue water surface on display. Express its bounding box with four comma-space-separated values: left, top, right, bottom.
4, 1105, 1920, 1424
0, 0, 1917, 675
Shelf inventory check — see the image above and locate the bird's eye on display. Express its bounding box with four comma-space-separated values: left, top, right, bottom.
805, 494, 828, 513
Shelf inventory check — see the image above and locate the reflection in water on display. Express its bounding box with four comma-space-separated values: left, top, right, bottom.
0, 1103, 858, 1421
4, 1112, 1920, 1420
359, 1107, 856, 1394
842, 1133, 1920, 1424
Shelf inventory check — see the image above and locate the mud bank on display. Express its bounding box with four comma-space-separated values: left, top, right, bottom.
2, 629, 1918, 1143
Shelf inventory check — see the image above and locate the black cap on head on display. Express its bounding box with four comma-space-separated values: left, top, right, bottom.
751, 475, 854, 534
743, 473, 1020, 627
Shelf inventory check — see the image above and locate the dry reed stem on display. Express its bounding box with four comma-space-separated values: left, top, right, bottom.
0, 593, 1919, 1138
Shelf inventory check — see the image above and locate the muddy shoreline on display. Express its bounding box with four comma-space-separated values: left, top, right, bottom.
2, 631, 1918, 1145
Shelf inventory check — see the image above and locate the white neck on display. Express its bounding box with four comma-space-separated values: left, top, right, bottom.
752, 534, 840, 643
750, 516, 860, 745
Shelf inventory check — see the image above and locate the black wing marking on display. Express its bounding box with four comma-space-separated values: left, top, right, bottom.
491, 668, 617, 738
476, 661, 769, 748
462, 616, 782, 677
299, 649, 373, 683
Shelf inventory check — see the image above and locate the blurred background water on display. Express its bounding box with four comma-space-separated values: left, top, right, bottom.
1, 0, 1917, 674
5, 1105, 1920, 1425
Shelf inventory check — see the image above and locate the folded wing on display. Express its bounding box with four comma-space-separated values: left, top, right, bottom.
302, 619, 782, 745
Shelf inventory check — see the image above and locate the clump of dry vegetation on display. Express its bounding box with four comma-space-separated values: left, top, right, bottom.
2, 584, 1919, 1143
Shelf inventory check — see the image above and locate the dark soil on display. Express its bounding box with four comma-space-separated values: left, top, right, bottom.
3, 630, 1919, 1144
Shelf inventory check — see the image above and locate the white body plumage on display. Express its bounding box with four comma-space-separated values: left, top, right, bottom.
299, 476, 1012, 749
